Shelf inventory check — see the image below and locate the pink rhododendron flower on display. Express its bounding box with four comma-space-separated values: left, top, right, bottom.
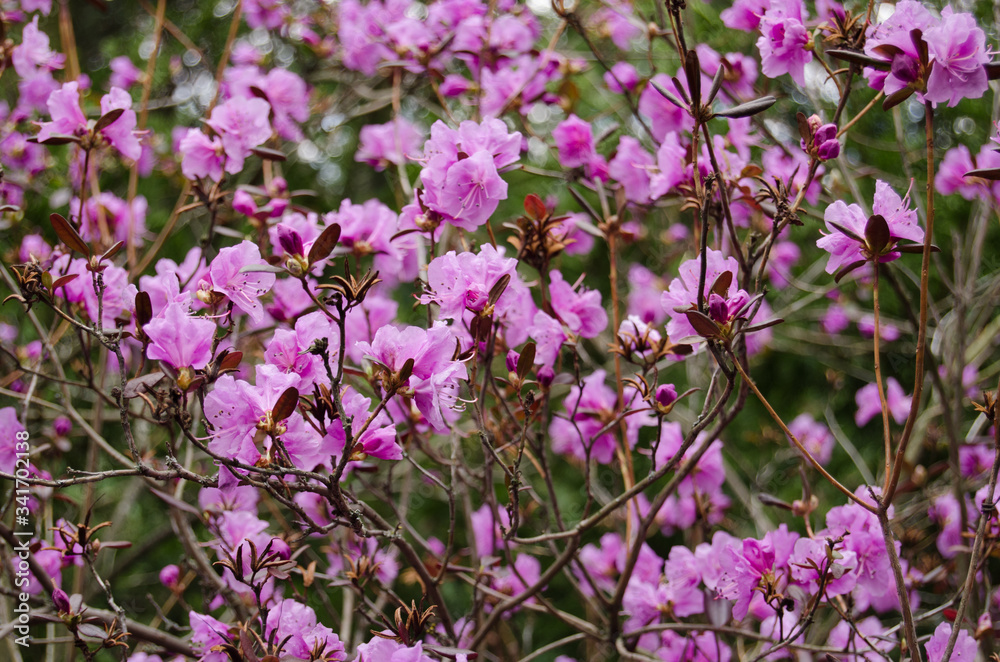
421, 243, 519, 319
415, 118, 521, 232
146, 302, 216, 370
604, 61, 639, 93
179, 128, 226, 181
787, 413, 833, 465
923, 7, 990, 107
817, 180, 922, 276
549, 269, 607, 338
37, 82, 141, 161
549, 369, 620, 463
925, 622, 977, 662
756, 0, 811, 87
265, 599, 345, 661
201, 241, 276, 324
13, 16, 64, 77
108, 56, 143, 89
552, 114, 597, 169
661, 248, 755, 342
721, 0, 770, 32
357, 322, 467, 432
608, 136, 654, 204
855, 377, 911, 427
356, 117, 423, 171
204, 96, 272, 173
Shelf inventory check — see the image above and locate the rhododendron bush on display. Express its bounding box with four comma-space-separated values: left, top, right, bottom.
4, 0, 1000, 660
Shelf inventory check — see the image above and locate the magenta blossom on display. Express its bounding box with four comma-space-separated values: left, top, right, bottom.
355, 117, 423, 171
421, 243, 519, 320
204, 97, 272, 174
201, 241, 276, 324
923, 7, 990, 107
855, 377, 911, 427
925, 622, 977, 662
549, 369, 620, 464
145, 302, 216, 371
817, 180, 923, 276
356, 322, 468, 432
552, 114, 598, 170
36, 82, 141, 160
549, 270, 608, 338
416, 118, 522, 231
756, 0, 811, 87
660, 248, 756, 343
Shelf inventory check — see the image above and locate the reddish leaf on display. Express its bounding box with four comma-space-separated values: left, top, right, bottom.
523, 193, 547, 221
271, 387, 300, 422
308, 223, 341, 265
398, 357, 415, 383
516, 342, 535, 380
51, 274, 80, 291
966, 167, 1000, 181
36, 133, 82, 145
101, 240, 125, 262
218, 351, 243, 372
487, 273, 510, 308
826, 49, 891, 70
685, 310, 722, 339
864, 214, 890, 254
51, 213, 90, 256
683, 49, 701, 104
882, 86, 915, 111
93, 107, 124, 133
834, 260, 867, 283
134, 291, 152, 326
709, 271, 732, 298
795, 111, 811, 143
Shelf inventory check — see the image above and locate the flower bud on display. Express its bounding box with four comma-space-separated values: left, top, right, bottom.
52, 588, 71, 613
159, 564, 181, 589
506, 350, 520, 373
53, 415, 72, 437
708, 293, 728, 323
536, 366, 555, 389
655, 384, 678, 408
